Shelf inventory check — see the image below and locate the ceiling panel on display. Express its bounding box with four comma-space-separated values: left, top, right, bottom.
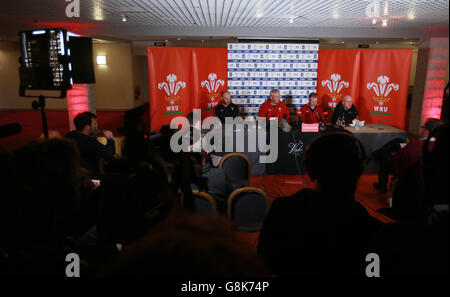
0, 0, 448, 40
0, 0, 447, 27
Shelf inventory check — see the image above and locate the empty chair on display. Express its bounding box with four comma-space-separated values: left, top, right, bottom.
218, 153, 251, 190
192, 190, 218, 215
227, 187, 270, 232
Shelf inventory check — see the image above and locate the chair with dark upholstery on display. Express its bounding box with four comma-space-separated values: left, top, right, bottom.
192, 190, 218, 215
227, 187, 270, 232
218, 153, 251, 190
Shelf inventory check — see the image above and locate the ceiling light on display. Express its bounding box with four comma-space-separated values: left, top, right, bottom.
289, 18, 294, 24
382, 19, 387, 26
256, 8, 264, 18
332, 12, 339, 19
408, 12, 415, 20
122, 16, 127, 22
177, 37, 181, 41
372, 18, 377, 24
96, 55, 107, 65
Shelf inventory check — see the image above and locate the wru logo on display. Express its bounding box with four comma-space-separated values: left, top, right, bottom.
201, 73, 225, 109
367, 75, 399, 114
158, 74, 186, 113
321, 73, 349, 108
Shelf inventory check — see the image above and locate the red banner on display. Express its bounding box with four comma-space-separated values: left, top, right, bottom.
358, 49, 412, 129
317, 49, 360, 112
148, 47, 193, 130
149, 48, 412, 130
317, 49, 412, 129
193, 48, 228, 118
148, 47, 227, 130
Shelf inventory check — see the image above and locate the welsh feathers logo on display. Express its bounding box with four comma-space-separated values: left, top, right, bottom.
367, 75, 399, 115
321, 73, 349, 108
201, 73, 224, 109
158, 74, 186, 104
158, 74, 186, 114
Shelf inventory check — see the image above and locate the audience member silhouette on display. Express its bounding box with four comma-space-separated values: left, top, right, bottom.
258, 130, 381, 276
101, 210, 268, 277
369, 123, 448, 276
0, 139, 92, 276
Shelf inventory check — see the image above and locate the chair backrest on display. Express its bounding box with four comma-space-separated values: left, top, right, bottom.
218, 153, 250, 183
192, 190, 218, 215
227, 187, 270, 232
97, 136, 125, 157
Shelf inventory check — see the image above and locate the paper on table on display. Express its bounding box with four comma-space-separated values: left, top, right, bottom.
350, 120, 365, 127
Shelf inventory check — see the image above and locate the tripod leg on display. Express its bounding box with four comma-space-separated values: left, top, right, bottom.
39, 95, 49, 140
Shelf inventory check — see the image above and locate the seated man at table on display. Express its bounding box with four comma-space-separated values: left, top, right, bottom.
258, 89, 290, 120
66, 112, 115, 178
215, 90, 240, 124
299, 92, 324, 124
330, 95, 359, 126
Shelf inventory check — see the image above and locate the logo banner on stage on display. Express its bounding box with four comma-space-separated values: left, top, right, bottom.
148, 47, 227, 130
193, 48, 228, 118
148, 47, 193, 130
227, 42, 319, 117
317, 49, 412, 129
317, 49, 360, 111
359, 49, 412, 129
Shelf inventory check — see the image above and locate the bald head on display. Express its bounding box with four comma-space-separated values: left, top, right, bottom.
269, 89, 281, 105
342, 95, 353, 110
221, 91, 231, 107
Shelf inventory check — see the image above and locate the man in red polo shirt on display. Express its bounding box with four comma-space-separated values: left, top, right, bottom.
298, 92, 324, 124
258, 89, 290, 120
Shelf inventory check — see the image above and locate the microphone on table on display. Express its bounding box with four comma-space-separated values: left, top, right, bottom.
296, 110, 303, 130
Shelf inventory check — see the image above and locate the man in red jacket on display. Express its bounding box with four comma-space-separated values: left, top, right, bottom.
258, 89, 290, 120
298, 92, 324, 124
